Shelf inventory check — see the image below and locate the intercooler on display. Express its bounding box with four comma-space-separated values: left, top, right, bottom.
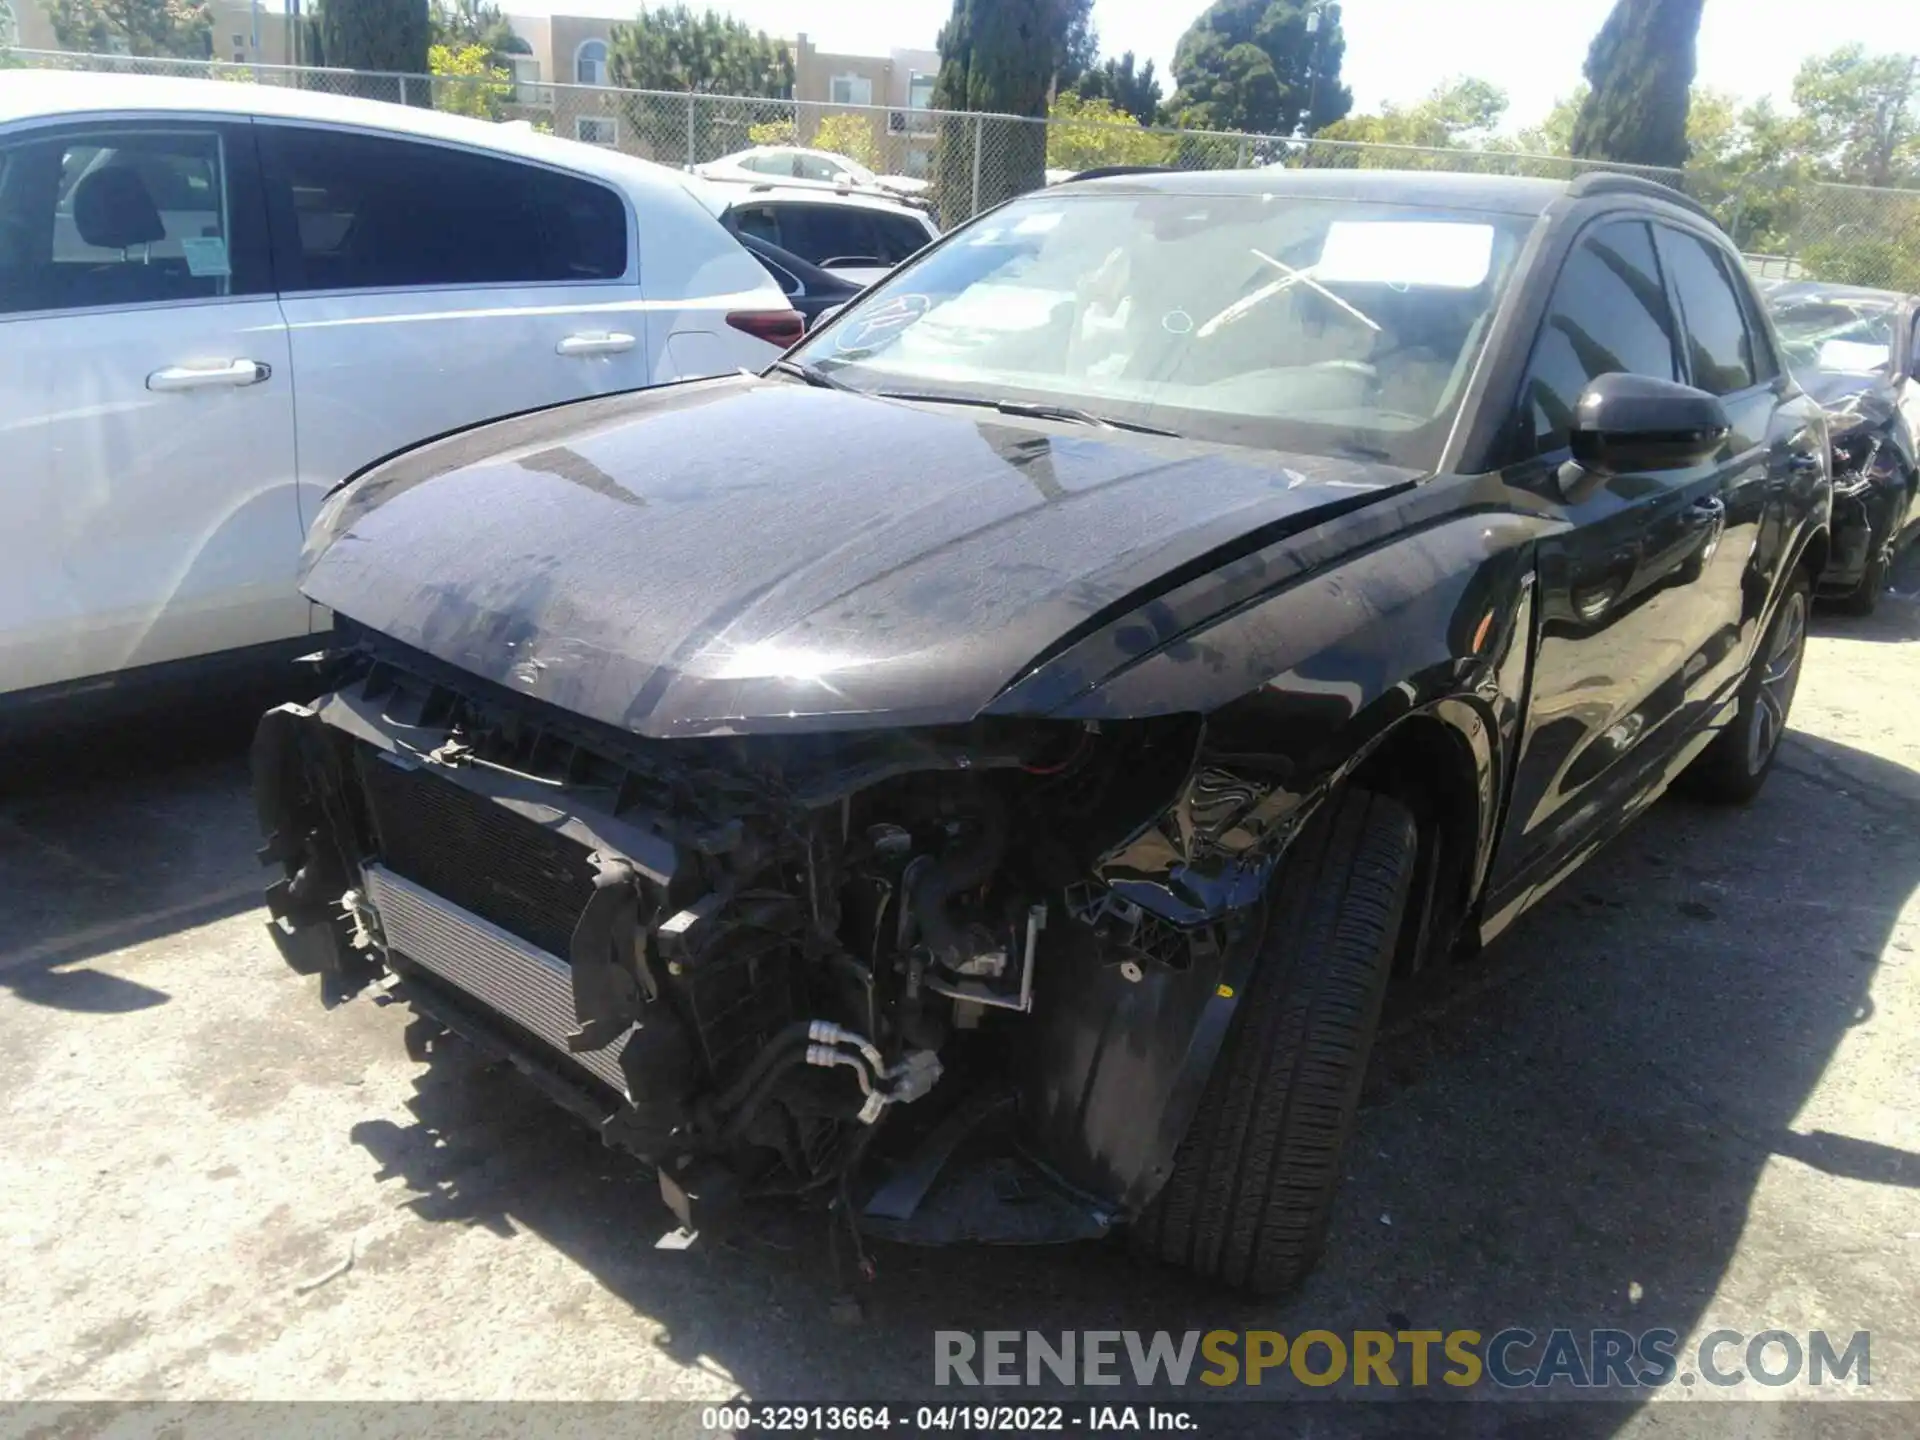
363, 863, 633, 1096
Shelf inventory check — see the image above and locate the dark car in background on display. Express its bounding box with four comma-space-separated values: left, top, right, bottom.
1764, 281, 1919, 612
733, 231, 861, 329
256, 169, 1829, 1296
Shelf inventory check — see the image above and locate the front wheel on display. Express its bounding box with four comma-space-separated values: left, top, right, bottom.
1130, 788, 1417, 1294
1684, 574, 1810, 804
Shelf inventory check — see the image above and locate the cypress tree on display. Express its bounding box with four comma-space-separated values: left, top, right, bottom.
322, 0, 432, 103
931, 0, 1060, 221
1570, 0, 1705, 168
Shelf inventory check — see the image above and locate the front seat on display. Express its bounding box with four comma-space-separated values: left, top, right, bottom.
69, 165, 170, 304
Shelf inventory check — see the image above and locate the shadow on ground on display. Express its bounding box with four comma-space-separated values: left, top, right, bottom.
339, 724, 1919, 1429
0, 694, 271, 1011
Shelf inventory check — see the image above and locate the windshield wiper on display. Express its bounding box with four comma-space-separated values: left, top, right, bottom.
771, 358, 850, 390
996, 400, 1181, 437
874, 390, 1181, 438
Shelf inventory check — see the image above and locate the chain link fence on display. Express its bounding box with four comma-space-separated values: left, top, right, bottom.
10, 47, 1919, 292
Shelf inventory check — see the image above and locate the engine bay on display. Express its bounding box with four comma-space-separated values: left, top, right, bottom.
255, 632, 1294, 1240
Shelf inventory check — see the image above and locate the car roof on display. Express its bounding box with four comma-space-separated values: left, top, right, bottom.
1057, 166, 1581, 218
0, 70, 705, 199
714, 182, 932, 219
725, 145, 866, 165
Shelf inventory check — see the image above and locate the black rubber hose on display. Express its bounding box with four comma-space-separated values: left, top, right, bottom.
711, 1020, 814, 1114
907, 792, 1008, 968
719, 1050, 811, 1147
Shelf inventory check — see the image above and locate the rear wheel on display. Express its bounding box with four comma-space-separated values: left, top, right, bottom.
1684, 574, 1810, 804
1131, 788, 1417, 1294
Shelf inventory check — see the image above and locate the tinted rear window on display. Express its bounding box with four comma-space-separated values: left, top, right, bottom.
262, 126, 628, 292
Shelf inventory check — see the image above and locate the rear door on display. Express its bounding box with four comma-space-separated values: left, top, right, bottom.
255, 123, 647, 542
0, 116, 300, 695
1485, 217, 1734, 921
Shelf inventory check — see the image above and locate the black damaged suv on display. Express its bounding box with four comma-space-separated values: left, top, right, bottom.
257, 169, 1829, 1294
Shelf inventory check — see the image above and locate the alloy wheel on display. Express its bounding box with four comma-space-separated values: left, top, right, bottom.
1747, 590, 1807, 774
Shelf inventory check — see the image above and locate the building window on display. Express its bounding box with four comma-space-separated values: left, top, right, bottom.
908, 72, 934, 111
510, 56, 544, 102
575, 39, 608, 86
830, 73, 873, 107
576, 116, 618, 146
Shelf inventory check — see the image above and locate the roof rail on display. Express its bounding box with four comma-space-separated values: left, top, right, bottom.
1567, 170, 1715, 222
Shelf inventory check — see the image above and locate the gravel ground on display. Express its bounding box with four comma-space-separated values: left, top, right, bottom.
3, 555, 1918, 1435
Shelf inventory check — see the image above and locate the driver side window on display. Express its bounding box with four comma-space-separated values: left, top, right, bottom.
1518, 220, 1680, 458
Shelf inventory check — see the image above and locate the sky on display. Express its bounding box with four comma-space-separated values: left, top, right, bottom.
494, 0, 1914, 131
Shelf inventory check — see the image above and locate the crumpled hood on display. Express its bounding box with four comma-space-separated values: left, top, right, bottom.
1795, 367, 1897, 433
302, 375, 1419, 737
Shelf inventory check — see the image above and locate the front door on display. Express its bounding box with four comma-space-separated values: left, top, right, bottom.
1484, 218, 1731, 925
0, 118, 300, 696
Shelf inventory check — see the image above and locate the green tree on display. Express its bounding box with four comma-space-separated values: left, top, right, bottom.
322, 0, 431, 101
1046, 90, 1174, 170
1570, 0, 1705, 167
1055, 0, 1097, 88
930, 0, 1062, 217
1792, 46, 1919, 187
606, 5, 792, 95
44, 0, 212, 58
429, 0, 521, 63
1318, 76, 1507, 152
810, 112, 880, 169
1072, 51, 1162, 127
1165, 0, 1352, 136
607, 7, 790, 166
429, 40, 509, 118
1513, 86, 1585, 157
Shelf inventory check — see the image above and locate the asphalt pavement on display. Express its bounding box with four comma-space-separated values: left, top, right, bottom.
3, 556, 1918, 1435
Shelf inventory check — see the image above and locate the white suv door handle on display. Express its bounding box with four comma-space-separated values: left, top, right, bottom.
147, 360, 272, 392
556, 331, 637, 357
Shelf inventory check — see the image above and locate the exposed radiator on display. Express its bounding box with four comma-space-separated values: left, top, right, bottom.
364, 864, 631, 1096
358, 752, 596, 960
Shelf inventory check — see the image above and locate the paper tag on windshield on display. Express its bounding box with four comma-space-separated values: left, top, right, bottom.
1316, 222, 1495, 288
181, 236, 231, 278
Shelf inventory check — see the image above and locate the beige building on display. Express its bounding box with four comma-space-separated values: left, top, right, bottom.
500, 18, 939, 174
11, 0, 292, 63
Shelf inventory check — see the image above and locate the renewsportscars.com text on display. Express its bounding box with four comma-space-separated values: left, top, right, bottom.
933, 1329, 1871, 1391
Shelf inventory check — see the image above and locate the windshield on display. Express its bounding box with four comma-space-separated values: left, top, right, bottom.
787, 190, 1533, 468
1768, 292, 1900, 375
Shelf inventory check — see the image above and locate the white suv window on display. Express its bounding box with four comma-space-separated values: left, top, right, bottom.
260, 126, 630, 292
0, 127, 244, 315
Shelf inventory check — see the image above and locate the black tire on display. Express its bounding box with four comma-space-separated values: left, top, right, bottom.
1684, 572, 1811, 804
1130, 788, 1417, 1294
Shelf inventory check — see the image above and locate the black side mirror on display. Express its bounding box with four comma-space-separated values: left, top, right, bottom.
1558, 372, 1731, 499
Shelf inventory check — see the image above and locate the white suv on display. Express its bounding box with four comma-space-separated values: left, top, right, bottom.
0, 72, 799, 715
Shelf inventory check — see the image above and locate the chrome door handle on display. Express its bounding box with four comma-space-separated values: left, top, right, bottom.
556, 331, 637, 357
147, 359, 271, 392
